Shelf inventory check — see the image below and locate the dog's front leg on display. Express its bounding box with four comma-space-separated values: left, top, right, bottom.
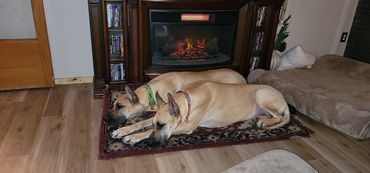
123, 129, 153, 145
112, 117, 153, 138
173, 111, 203, 135
172, 121, 198, 135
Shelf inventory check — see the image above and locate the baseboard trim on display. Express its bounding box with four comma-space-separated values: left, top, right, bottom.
55, 76, 93, 85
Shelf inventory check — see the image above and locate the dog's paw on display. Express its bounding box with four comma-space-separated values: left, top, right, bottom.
257, 118, 271, 129
111, 127, 132, 138
111, 130, 124, 139
257, 118, 279, 129
123, 134, 145, 145
257, 115, 274, 128
257, 119, 265, 128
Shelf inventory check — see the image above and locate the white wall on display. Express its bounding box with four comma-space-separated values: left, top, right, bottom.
43, 0, 94, 78
282, 0, 359, 56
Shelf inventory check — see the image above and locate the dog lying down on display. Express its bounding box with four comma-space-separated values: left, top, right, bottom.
114, 81, 290, 146
106, 68, 246, 126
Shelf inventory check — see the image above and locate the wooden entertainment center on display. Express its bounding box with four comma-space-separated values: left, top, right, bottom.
88, 0, 285, 98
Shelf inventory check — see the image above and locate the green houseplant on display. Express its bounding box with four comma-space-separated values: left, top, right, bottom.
270, 15, 291, 70
274, 15, 291, 52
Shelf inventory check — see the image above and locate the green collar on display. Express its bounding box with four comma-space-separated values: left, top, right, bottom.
144, 84, 156, 107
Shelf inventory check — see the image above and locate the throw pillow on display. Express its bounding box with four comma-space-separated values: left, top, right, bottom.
270, 51, 282, 71
277, 45, 317, 70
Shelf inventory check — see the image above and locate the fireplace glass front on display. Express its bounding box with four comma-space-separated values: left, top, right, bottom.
149, 10, 238, 68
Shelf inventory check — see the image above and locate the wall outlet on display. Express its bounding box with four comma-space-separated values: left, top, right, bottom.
340, 32, 348, 42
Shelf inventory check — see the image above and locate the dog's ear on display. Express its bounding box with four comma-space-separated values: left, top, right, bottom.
155, 92, 165, 107
167, 93, 180, 116
125, 86, 139, 104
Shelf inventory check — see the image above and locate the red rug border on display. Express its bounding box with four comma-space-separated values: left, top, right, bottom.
98, 85, 110, 160
98, 86, 312, 160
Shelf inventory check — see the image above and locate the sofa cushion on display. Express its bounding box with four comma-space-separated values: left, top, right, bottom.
248, 55, 370, 139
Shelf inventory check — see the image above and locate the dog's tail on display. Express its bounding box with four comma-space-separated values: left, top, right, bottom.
265, 105, 291, 129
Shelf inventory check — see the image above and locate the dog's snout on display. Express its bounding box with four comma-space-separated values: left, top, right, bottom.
105, 110, 127, 125
115, 116, 127, 125
159, 137, 169, 146
147, 132, 169, 147
143, 135, 160, 147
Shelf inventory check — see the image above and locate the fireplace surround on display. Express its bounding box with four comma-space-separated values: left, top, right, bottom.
149, 10, 238, 68
139, 0, 250, 80
88, 0, 285, 97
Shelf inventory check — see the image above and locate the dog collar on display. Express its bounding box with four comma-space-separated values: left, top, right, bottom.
177, 91, 191, 121
144, 84, 156, 110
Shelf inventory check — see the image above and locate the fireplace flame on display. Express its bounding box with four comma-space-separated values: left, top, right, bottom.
170, 38, 208, 61
185, 39, 193, 50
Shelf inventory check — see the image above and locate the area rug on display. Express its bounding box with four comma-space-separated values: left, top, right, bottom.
222, 149, 318, 173
98, 86, 312, 159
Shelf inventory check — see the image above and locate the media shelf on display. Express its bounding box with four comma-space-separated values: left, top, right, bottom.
248, 5, 270, 72
104, 1, 127, 83
88, 0, 135, 98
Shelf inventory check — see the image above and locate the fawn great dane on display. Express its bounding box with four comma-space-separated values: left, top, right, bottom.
116, 81, 290, 145
109, 69, 246, 138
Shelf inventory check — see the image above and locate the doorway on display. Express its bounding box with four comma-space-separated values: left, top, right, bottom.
0, 0, 54, 90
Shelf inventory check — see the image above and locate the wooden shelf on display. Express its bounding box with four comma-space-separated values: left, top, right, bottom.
105, 0, 125, 2
110, 80, 128, 84
110, 55, 124, 59
256, 26, 265, 32
108, 27, 123, 32
251, 50, 262, 56
110, 58, 124, 63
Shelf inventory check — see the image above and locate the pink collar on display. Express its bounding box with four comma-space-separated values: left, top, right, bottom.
177, 91, 191, 121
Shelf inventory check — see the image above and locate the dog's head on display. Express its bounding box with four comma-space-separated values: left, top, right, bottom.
105, 86, 145, 125
150, 93, 182, 146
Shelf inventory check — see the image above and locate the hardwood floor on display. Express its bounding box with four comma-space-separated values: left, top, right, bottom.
0, 84, 369, 173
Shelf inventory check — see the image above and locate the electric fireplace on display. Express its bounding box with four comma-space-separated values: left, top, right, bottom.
149, 10, 239, 68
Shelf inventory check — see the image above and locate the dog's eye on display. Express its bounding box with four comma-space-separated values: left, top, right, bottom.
116, 104, 124, 109
156, 122, 165, 129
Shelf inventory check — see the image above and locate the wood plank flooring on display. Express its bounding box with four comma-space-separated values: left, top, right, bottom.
0, 84, 369, 173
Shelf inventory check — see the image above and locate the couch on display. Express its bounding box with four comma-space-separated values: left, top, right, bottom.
248, 55, 370, 139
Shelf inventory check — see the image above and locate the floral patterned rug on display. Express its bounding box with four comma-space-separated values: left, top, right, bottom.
99, 87, 312, 159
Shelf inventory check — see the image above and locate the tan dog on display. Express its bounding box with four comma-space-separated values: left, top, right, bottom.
110, 69, 246, 138
120, 81, 290, 145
